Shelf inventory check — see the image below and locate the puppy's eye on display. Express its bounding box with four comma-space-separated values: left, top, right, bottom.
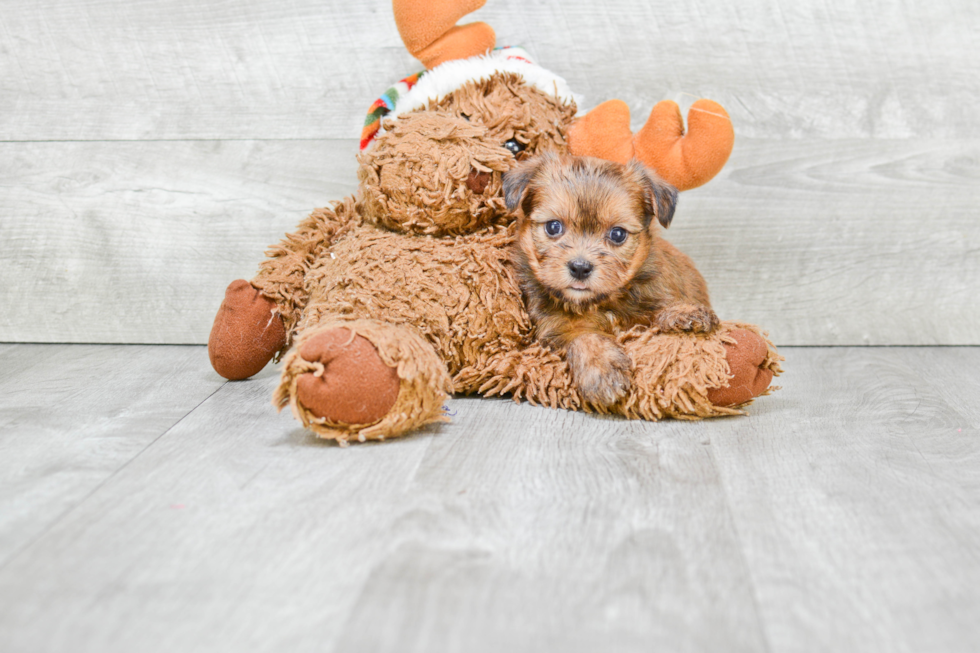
545, 220, 564, 237
503, 139, 526, 156
608, 227, 628, 245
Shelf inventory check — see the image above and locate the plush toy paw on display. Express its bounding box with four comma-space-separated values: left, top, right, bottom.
707, 328, 775, 407
208, 280, 286, 380
294, 328, 401, 426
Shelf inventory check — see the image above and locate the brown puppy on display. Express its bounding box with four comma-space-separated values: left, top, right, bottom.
504, 153, 719, 406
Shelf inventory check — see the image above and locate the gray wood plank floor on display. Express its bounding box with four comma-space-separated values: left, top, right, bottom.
0, 344, 977, 653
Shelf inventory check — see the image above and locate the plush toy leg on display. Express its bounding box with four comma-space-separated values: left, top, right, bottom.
274, 320, 453, 444
633, 99, 735, 191
393, 0, 496, 69
208, 280, 286, 380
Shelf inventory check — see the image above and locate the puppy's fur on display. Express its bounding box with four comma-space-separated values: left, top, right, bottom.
505, 153, 719, 406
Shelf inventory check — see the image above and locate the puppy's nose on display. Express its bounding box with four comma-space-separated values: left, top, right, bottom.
568, 259, 594, 280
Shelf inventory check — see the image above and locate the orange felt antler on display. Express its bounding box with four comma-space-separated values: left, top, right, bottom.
393, 0, 496, 70
567, 98, 735, 191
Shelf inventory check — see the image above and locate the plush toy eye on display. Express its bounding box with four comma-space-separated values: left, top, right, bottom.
608, 227, 628, 244
503, 139, 526, 155
545, 220, 564, 237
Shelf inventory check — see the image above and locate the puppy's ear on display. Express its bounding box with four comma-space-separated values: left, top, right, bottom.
629, 160, 678, 229
503, 153, 553, 217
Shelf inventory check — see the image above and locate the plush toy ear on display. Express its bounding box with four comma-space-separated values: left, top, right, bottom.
503, 154, 551, 217
629, 160, 678, 229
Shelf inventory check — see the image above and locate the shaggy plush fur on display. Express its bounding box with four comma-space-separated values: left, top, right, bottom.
457, 321, 782, 420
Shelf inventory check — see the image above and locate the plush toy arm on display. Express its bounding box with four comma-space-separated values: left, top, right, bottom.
251, 197, 362, 336
454, 322, 780, 418
454, 344, 583, 411
207, 198, 362, 380
620, 322, 778, 418
567, 98, 735, 191
393, 0, 496, 69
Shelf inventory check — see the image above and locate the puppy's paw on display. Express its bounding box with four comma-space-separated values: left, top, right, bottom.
655, 303, 720, 333
566, 333, 632, 406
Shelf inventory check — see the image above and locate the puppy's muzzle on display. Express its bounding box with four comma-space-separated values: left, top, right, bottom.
568, 259, 594, 280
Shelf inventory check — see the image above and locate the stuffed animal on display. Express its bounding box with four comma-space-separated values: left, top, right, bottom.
207, 0, 781, 444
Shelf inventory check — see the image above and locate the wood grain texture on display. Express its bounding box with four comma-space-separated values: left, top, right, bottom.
2, 138, 977, 345
0, 344, 224, 568
1, 344, 980, 652
678, 138, 980, 345
334, 405, 767, 652
702, 347, 980, 653
0, 344, 765, 653
2, 0, 978, 344
0, 355, 440, 653
0, 139, 358, 344
1, 0, 977, 140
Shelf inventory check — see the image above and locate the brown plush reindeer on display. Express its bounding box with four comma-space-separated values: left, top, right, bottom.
207, 0, 779, 443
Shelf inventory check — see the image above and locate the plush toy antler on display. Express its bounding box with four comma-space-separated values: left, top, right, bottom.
567, 98, 735, 191
392, 0, 733, 190
393, 0, 496, 69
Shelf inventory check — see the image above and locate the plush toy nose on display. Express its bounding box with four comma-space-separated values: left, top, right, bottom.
466, 168, 492, 194
568, 259, 594, 280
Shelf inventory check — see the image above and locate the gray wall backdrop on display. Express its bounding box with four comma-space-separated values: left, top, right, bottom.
2, 0, 977, 345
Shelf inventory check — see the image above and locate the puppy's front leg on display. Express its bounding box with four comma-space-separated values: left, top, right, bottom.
655, 303, 719, 333
566, 333, 632, 406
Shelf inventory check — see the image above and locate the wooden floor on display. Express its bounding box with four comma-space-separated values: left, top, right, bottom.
1, 344, 978, 652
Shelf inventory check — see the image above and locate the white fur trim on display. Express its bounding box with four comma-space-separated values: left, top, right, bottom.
388, 48, 582, 120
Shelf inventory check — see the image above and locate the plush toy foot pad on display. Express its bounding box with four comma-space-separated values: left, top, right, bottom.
707, 328, 774, 407
208, 280, 286, 380
295, 328, 401, 426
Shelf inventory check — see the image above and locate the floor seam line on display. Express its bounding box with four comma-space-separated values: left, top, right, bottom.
707, 440, 776, 653
0, 380, 228, 573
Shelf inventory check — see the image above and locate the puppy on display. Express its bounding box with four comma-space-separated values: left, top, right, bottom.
504, 153, 719, 406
